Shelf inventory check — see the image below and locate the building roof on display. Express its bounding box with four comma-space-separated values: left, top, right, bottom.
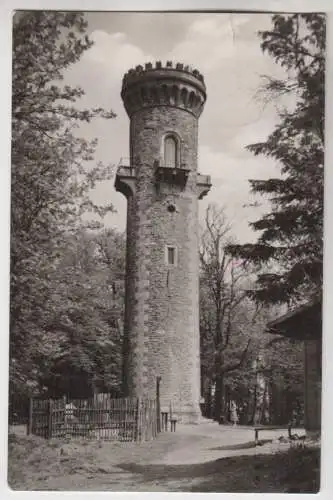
266, 297, 322, 340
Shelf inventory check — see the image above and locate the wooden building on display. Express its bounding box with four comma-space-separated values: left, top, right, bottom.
267, 298, 322, 438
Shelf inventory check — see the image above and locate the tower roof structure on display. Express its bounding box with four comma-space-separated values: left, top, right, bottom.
121, 61, 207, 118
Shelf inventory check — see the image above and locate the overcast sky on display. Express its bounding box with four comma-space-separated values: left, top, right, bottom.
63, 12, 294, 242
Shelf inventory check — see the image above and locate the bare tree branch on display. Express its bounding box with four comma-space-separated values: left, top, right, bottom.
221, 339, 251, 374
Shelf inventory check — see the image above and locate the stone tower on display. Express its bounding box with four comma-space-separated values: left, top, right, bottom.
115, 61, 211, 423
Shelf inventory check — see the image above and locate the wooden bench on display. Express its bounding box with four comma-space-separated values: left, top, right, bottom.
254, 424, 292, 446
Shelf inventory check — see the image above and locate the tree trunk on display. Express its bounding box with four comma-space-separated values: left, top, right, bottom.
253, 370, 266, 425
205, 382, 213, 419
260, 380, 270, 424
214, 373, 226, 423
246, 387, 253, 424
270, 379, 281, 425
251, 380, 258, 425
268, 379, 275, 424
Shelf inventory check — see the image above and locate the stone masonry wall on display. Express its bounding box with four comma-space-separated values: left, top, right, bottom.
123, 106, 202, 422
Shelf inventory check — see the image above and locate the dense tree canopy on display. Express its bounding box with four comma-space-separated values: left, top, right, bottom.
227, 14, 325, 306
10, 12, 116, 396
39, 229, 126, 398
199, 205, 305, 424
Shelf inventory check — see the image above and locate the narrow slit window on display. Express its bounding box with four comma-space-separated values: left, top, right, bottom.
164, 135, 177, 168
168, 247, 175, 265
166, 245, 177, 266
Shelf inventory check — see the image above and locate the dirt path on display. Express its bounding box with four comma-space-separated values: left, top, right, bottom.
8, 423, 314, 492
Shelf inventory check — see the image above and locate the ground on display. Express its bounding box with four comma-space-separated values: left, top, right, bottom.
7, 422, 320, 492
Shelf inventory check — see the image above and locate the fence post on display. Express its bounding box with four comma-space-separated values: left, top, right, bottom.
47, 399, 53, 439
63, 394, 67, 428
156, 376, 161, 433
153, 401, 157, 439
27, 398, 33, 436
135, 397, 141, 442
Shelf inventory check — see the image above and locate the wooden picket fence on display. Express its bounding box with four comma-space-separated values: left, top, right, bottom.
136, 398, 158, 441
28, 395, 159, 442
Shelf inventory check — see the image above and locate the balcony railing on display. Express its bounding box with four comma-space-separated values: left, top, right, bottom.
118, 157, 131, 167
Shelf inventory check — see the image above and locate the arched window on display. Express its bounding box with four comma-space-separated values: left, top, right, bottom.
164, 135, 178, 168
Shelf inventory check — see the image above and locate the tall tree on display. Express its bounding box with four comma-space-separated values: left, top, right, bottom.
10, 12, 116, 395
199, 205, 252, 421
39, 229, 126, 398
227, 14, 325, 305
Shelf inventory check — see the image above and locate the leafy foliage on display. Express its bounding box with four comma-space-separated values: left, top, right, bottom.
39, 229, 126, 397
227, 14, 325, 305
10, 12, 117, 395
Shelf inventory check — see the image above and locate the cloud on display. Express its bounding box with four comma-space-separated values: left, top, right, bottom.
198, 142, 279, 241
61, 13, 287, 241
230, 114, 278, 154
157, 15, 284, 156
86, 30, 153, 77
62, 30, 154, 182
63, 28, 153, 116
166, 15, 255, 73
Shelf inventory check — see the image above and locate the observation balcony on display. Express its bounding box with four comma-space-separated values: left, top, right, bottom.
197, 173, 212, 199
115, 157, 211, 200
154, 160, 190, 187
115, 158, 135, 198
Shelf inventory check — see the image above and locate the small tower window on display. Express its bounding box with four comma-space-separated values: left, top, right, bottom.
164, 135, 178, 168
165, 245, 177, 266
168, 247, 175, 265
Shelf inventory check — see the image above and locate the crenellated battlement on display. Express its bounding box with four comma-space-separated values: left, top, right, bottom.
122, 61, 205, 85
121, 61, 207, 118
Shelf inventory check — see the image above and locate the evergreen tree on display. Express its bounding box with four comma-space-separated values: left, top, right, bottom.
227, 14, 325, 305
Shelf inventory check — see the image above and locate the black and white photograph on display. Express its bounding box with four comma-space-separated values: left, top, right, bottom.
5, 7, 325, 494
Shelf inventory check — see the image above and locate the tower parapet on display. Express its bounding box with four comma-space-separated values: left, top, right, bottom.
121, 61, 207, 118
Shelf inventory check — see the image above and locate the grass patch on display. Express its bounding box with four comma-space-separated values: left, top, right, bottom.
279, 446, 320, 493
7, 433, 109, 490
